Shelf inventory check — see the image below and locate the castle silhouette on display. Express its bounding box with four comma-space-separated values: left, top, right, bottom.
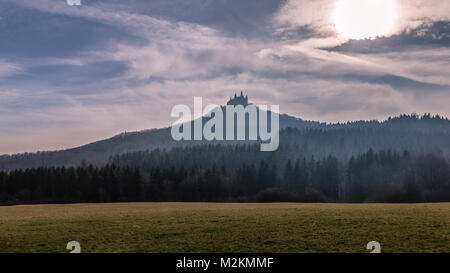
227, 91, 250, 106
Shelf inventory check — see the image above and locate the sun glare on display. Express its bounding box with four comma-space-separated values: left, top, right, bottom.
333, 0, 398, 40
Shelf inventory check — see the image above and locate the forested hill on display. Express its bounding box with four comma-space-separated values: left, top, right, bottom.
1, 114, 449, 171
111, 115, 450, 174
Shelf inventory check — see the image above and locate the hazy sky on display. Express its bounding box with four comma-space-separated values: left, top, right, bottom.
0, 0, 449, 154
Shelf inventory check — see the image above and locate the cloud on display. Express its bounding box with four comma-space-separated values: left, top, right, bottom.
0, 0, 449, 154
273, 0, 450, 39
329, 21, 450, 54
0, 59, 20, 78
273, 0, 335, 34
396, 0, 450, 27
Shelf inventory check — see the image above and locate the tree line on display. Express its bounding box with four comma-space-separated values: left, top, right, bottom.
1, 148, 449, 205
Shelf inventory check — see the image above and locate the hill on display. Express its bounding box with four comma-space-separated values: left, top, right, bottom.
0, 94, 449, 171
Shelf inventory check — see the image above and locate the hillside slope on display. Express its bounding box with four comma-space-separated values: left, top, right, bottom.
0, 111, 449, 171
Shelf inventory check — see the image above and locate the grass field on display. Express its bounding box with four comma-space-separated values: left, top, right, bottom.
0, 203, 448, 253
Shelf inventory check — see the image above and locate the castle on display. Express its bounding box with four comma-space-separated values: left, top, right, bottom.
227, 91, 250, 106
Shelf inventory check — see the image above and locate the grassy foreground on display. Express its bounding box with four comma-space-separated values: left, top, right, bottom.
0, 203, 448, 253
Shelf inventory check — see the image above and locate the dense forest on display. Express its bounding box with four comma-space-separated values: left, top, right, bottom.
0, 114, 449, 204
1, 148, 449, 204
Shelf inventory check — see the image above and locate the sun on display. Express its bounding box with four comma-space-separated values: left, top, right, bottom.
333, 0, 398, 40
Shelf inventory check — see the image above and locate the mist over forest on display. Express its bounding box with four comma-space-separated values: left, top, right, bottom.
1, 112, 449, 204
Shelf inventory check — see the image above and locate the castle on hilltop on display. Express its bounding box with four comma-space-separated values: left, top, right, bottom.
227, 91, 250, 106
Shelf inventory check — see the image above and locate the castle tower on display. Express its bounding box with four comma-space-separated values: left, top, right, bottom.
227, 91, 251, 106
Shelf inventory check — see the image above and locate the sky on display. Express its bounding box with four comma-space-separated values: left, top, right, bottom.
0, 0, 449, 154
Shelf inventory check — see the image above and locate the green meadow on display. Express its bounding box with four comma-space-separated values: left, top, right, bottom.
0, 203, 448, 253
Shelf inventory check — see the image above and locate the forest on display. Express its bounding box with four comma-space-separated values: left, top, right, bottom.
0, 114, 449, 204
1, 147, 449, 205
